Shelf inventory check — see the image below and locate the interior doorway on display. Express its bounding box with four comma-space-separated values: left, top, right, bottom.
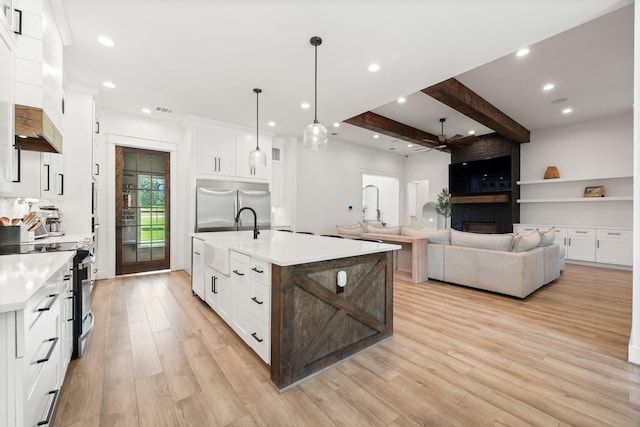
362, 174, 399, 226
115, 146, 170, 275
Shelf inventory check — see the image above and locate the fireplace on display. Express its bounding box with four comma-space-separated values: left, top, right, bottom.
463, 222, 499, 234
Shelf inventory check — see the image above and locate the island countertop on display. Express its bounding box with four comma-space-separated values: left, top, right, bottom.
0, 251, 74, 313
191, 230, 400, 266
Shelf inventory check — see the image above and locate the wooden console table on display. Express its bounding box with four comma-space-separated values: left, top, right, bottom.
360, 233, 428, 283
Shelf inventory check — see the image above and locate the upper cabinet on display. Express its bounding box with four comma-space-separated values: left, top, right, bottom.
13, 0, 64, 153
191, 120, 272, 182
0, 8, 14, 187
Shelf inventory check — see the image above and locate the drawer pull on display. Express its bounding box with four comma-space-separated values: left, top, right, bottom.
211, 276, 218, 294
37, 337, 59, 364
251, 297, 264, 305
251, 332, 263, 343
251, 267, 264, 274
64, 274, 71, 280
575, 231, 587, 234
233, 270, 245, 276
37, 389, 59, 426
607, 232, 621, 236
38, 294, 60, 312
194, 251, 201, 256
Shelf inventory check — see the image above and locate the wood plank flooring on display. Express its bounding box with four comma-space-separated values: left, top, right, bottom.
51, 264, 639, 426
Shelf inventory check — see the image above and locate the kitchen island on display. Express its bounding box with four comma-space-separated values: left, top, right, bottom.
191, 230, 399, 390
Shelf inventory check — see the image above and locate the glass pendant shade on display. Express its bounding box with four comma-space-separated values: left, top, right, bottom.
249, 147, 267, 167
303, 121, 328, 150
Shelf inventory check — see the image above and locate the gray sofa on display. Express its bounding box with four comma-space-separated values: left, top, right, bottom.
402, 227, 564, 298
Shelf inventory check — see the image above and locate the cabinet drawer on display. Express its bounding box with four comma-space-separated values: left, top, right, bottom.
596, 229, 632, 239
26, 341, 61, 427
250, 258, 271, 286
249, 315, 271, 365
568, 228, 595, 238
24, 299, 60, 400
250, 281, 271, 325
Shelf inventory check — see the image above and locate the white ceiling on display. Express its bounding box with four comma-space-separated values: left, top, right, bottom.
58, 0, 633, 156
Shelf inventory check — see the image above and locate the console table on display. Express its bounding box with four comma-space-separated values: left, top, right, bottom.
360, 233, 428, 283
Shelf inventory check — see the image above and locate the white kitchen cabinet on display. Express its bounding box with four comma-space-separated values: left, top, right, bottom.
204, 265, 219, 311
249, 314, 270, 364
0, 23, 14, 187
40, 151, 64, 201
191, 238, 205, 299
195, 124, 235, 176
230, 251, 251, 342
60, 269, 73, 380
596, 229, 632, 266
2, 148, 40, 198
217, 271, 233, 324
566, 228, 596, 262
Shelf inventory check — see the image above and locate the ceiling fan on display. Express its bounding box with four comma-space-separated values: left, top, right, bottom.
422, 117, 478, 150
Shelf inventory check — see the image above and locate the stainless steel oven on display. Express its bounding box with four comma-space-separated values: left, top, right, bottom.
73, 243, 95, 358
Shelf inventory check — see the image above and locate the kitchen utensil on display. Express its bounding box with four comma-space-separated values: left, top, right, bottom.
11, 218, 21, 225
23, 212, 37, 225
28, 220, 42, 232
0, 217, 9, 226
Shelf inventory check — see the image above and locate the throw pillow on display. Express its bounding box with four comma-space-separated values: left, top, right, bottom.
400, 227, 451, 245
450, 229, 514, 252
512, 231, 541, 252
366, 224, 401, 235
538, 227, 556, 247
362, 221, 384, 229
336, 225, 365, 236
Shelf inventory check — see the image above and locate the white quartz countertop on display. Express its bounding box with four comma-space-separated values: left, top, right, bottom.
191, 230, 400, 266
0, 252, 74, 313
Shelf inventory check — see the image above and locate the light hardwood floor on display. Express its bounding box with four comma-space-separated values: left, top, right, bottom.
52, 263, 640, 426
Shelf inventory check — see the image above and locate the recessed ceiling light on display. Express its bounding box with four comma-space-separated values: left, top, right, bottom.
468, 130, 475, 135
543, 83, 555, 91
407, 144, 413, 148
333, 122, 340, 128
300, 102, 310, 109
562, 108, 573, 114
516, 48, 530, 57
373, 134, 379, 139
103, 81, 116, 89
368, 63, 380, 72
97, 36, 114, 47
18, 134, 28, 139
141, 108, 151, 114
397, 97, 406, 103
267, 121, 276, 127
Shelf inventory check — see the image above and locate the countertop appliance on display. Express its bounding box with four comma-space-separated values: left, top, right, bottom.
196, 180, 270, 232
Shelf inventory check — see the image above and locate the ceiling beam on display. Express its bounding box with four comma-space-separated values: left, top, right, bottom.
343, 111, 442, 148
422, 78, 531, 143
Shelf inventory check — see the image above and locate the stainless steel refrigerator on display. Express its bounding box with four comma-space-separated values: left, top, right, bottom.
195, 181, 271, 232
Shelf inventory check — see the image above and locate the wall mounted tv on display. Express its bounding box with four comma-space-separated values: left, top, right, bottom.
449, 156, 512, 196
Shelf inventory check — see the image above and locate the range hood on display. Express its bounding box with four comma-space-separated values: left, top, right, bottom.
14, 104, 63, 153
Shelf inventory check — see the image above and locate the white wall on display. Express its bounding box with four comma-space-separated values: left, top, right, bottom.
629, 2, 639, 366
95, 109, 185, 279
519, 112, 633, 227
402, 150, 451, 227
295, 138, 404, 234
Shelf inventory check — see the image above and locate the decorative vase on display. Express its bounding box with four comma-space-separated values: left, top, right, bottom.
544, 166, 560, 179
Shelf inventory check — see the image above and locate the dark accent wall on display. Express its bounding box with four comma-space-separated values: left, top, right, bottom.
450, 133, 521, 233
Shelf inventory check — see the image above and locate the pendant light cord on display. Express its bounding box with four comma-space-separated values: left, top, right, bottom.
314, 43, 318, 124
256, 90, 259, 150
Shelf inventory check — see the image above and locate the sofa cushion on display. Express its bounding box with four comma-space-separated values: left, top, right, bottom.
338, 223, 363, 229
450, 229, 513, 252
512, 231, 541, 252
336, 225, 365, 235
366, 224, 400, 235
400, 227, 450, 245
538, 227, 556, 247
362, 221, 384, 229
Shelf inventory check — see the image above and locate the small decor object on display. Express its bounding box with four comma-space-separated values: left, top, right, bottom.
435, 188, 451, 228
543, 166, 560, 179
583, 186, 604, 197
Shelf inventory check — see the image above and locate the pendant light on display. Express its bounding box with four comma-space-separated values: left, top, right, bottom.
302, 36, 328, 150
249, 88, 267, 167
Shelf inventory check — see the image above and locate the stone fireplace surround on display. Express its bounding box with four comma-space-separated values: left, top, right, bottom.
450, 134, 521, 234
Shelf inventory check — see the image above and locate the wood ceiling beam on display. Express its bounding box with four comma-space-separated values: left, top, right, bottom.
343, 111, 441, 148
422, 78, 530, 143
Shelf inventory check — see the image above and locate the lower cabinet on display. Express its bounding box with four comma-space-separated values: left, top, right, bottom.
515, 224, 632, 267
191, 238, 205, 299
0, 257, 73, 427
230, 251, 252, 343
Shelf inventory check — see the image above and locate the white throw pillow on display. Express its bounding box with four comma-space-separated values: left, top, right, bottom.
512, 231, 541, 252
400, 227, 451, 245
538, 227, 556, 247
366, 224, 401, 235
362, 221, 384, 229
450, 229, 514, 252
336, 225, 365, 235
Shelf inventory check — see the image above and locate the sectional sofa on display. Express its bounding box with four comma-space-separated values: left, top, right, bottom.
336, 223, 564, 298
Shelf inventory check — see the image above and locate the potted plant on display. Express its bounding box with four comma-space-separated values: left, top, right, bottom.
435, 188, 451, 229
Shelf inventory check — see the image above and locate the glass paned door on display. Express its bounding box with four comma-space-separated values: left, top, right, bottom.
116, 146, 170, 275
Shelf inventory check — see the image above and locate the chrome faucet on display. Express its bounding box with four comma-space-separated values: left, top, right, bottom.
236, 207, 259, 239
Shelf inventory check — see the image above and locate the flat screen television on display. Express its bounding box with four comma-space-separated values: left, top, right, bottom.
449, 156, 512, 196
